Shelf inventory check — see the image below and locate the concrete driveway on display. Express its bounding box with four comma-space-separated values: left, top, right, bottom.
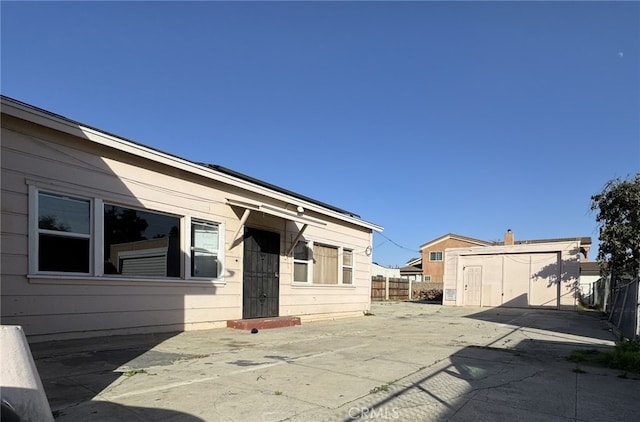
31, 302, 639, 421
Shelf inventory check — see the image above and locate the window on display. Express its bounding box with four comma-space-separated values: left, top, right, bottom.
31, 186, 224, 282
294, 241, 353, 285
342, 249, 353, 284
313, 243, 338, 284
429, 251, 443, 261
293, 241, 311, 282
191, 220, 220, 278
424, 275, 431, 282
37, 191, 91, 273
104, 205, 181, 277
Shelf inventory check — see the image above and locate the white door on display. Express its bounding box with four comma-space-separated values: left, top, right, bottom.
464, 266, 482, 306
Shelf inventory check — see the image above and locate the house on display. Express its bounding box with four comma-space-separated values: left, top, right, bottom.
399, 257, 422, 281
442, 231, 591, 309
419, 234, 493, 282
0, 96, 383, 342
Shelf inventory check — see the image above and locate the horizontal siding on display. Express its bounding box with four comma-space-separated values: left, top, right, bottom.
1, 188, 27, 214
1, 253, 27, 277
2, 293, 239, 316
1, 307, 239, 337
1, 212, 28, 237
1, 232, 27, 255
1, 274, 240, 296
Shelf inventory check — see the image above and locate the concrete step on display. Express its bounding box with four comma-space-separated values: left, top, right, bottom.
226, 316, 301, 331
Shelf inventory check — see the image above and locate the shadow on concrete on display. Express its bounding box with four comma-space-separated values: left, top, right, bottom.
52, 400, 205, 421
344, 335, 631, 422
462, 299, 614, 341
30, 331, 187, 415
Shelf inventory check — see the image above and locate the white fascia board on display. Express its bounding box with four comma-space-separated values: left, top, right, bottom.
445, 241, 579, 257
2, 97, 382, 232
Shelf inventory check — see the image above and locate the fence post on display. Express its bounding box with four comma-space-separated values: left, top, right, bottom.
385, 276, 389, 300
409, 278, 413, 300
636, 278, 640, 338
385, 276, 389, 301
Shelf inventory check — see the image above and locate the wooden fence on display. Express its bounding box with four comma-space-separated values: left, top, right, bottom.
371, 276, 410, 301
371, 278, 445, 302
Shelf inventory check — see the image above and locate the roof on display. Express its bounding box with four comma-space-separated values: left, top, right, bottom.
511, 237, 592, 246
399, 265, 422, 273
405, 257, 422, 266
204, 164, 360, 218
420, 233, 493, 250
1, 95, 382, 231
420, 233, 592, 250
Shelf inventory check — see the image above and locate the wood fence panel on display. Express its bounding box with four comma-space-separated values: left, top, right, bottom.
371, 276, 386, 301
371, 276, 409, 301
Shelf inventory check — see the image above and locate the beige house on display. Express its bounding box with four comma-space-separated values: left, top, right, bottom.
443, 234, 588, 309
1, 96, 382, 342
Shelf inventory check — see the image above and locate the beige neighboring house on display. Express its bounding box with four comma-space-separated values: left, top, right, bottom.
1, 96, 383, 342
442, 231, 591, 310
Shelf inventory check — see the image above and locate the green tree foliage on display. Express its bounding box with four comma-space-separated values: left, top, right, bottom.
590, 173, 640, 279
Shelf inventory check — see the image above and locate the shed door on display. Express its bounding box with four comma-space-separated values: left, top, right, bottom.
464, 266, 482, 306
243, 228, 280, 319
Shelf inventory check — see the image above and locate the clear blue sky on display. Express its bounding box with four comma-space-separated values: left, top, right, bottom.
2, 1, 639, 267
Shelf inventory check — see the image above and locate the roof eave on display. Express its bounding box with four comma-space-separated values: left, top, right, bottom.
1, 96, 383, 232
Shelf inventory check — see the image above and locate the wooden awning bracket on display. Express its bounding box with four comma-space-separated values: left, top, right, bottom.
285, 224, 308, 256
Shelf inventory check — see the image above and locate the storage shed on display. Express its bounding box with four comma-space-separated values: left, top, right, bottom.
442, 239, 582, 309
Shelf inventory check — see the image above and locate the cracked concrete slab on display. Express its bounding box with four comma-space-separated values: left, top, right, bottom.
31, 303, 639, 421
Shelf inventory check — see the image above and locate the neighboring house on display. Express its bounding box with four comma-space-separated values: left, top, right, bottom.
0, 96, 383, 342
399, 257, 422, 281
371, 263, 401, 278
419, 234, 493, 283
442, 231, 591, 309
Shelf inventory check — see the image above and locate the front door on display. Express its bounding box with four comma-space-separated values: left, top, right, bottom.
464, 265, 482, 306
243, 228, 280, 319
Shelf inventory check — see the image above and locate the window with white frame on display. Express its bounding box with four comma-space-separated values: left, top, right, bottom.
191, 220, 220, 278
313, 243, 338, 284
37, 191, 91, 273
424, 275, 432, 282
342, 249, 353, 284
293, 241, 311, 282
429, 251, 443, 261
31, 186, 224, 281
293, 241, 353, 285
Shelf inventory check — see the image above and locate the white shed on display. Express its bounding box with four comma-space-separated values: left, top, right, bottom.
443, 240, 581, 309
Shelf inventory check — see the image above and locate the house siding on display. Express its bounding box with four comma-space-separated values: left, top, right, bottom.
1, 105, 376, 342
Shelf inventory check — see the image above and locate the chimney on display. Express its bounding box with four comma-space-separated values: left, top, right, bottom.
504, 229, 514, 246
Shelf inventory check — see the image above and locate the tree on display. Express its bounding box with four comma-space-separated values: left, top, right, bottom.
590, 173, 640, 280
